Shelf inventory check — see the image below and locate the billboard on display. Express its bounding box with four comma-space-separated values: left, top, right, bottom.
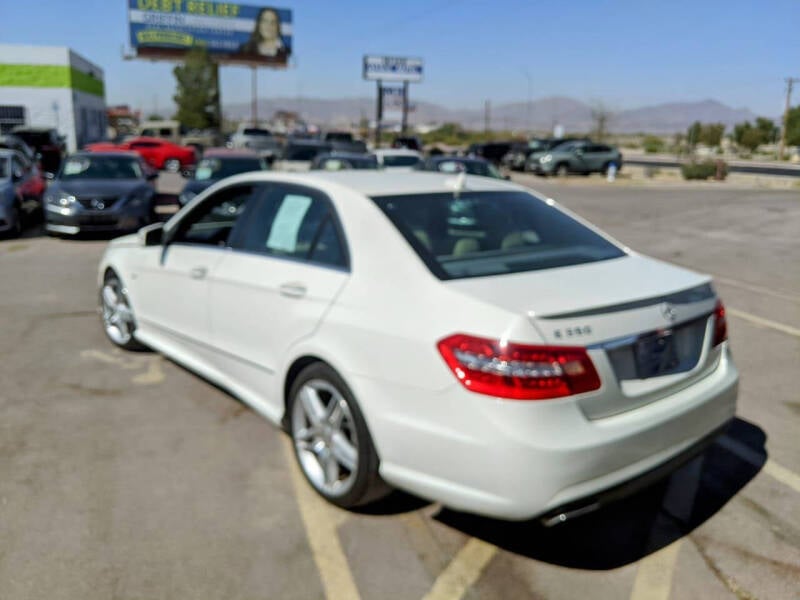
363, 56, 423, 82
128, 1, 292, 66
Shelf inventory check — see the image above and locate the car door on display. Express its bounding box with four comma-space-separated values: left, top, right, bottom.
129, 141, 159, 168
208, 182, 350, 418
133, 183, 262, 373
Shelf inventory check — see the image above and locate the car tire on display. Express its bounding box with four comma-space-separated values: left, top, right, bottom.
164, 158, 181, 173
100, 270, 147, 351
289, 362, 389, 509
555, 163, 569, 177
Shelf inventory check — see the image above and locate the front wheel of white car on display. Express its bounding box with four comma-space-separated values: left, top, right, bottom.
289, 363, 388, 509
100, 271, 146, 351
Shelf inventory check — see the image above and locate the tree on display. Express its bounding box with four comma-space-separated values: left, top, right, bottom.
687, 121, 702, 148
755, 117, 778, 144
147, 113, 164, 121
733, 118, 779, 151
699, 123, 725, 147
783, 106, 800, 147
590, 102, 612, 141
172, 47, 220, 130
739, 127, 764, 152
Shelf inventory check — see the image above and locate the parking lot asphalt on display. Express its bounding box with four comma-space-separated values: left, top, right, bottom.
0, 174, 798, 599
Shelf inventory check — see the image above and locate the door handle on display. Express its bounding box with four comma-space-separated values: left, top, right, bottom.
279, 283, 307, 298
190, 266, 208, 280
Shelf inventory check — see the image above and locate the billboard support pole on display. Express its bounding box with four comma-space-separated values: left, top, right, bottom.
401, 80, 409, 135
251, 66, 258, 125
375, 79, 383, 148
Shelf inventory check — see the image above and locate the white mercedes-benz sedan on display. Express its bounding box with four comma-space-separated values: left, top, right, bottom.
97, 171, 738, 522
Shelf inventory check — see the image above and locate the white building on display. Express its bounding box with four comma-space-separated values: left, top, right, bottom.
0, 44, 107, 152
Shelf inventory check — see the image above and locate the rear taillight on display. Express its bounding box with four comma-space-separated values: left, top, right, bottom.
437, 334, 601, 400
713, 299, 727, 346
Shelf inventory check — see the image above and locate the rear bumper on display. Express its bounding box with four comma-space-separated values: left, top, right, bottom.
356, 344, 738, 521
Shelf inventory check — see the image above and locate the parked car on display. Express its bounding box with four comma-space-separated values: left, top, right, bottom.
311, 152, 378, 171
391, 136, 423, 151
137, 120, 223, 153
532, 141, 623, 177
178, 149, 268, 206
467, 142, 514, 165
0, 134, 37, 164
419, 156, 507, 179
374, 148, 423, 170
44, 152, 157, 236
87, 137, 197, 172
0, 149, 45, 237
272, 140, 333, 172
322, 132, 368, 154
504, 138, 578, 171
11, 127, 66, 174
228, 125, 282, 161
97, 170, 737, 521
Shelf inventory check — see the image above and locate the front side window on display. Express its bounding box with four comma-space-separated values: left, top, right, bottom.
371, 191, 625, 280
233, 185, 347, 269
171, 184, 257, 247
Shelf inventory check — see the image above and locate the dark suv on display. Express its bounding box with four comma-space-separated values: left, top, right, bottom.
12, 127, 66, 175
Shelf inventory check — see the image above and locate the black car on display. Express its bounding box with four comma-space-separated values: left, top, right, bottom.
12, 127, 65, 175
392, 136, 423, 151
310, 152, 378, 171
466, 142, 513, 165
44, 152, 157, 236
178, 150, 267, 206
418, 156, 507, 179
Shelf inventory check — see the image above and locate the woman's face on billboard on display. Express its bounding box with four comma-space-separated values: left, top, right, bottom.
258, 10, 279, 42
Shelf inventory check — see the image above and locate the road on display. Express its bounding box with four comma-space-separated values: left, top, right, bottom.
0, 175, 798, 599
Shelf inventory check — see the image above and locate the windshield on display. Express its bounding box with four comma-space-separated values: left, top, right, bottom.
434, 159, 502, 178
243, 128, 271, 136
383, 155, 421, 167
194, 157, 265, 180
59, 156, 143, 180
371, 191, 625, 280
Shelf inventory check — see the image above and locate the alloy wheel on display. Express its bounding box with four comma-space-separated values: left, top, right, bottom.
101, 276, 136, 346
291, 379, 359, 497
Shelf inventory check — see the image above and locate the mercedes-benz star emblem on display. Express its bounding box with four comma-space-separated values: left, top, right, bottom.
661, 302, 678, 322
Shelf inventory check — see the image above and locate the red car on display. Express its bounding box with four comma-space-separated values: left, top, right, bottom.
85, 137, 196, 172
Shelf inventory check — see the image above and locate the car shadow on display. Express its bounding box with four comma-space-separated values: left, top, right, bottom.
432, 417, 766, 570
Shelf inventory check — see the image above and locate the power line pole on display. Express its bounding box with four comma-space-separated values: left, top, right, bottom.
779, 77, 800, 160
484, 100, 491, 137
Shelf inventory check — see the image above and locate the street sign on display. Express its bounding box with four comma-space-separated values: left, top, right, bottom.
363, 56, 423, 82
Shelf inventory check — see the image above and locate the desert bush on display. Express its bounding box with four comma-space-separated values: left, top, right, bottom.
681, 159, 728, 180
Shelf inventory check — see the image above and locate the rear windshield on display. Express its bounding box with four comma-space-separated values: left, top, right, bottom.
195, 157, 265, 180
371, 191, 625, 280
383, 155, 421, 167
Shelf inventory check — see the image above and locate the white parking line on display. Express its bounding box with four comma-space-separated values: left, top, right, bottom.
714, 276, 800, 303
727, 308, 800, 338
629, 540, 683, 600
717, 436, 800, 495
422, 538, 497, 600
281, 438, 361, 600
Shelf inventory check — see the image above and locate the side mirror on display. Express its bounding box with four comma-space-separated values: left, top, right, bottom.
12, 168, 24, 182
181, 168, 195, 178
138, 222, 164, 246
574, 148, 584, 156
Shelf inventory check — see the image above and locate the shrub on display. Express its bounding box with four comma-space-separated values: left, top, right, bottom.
681, 159, 728, 180
642, 135, 665, 154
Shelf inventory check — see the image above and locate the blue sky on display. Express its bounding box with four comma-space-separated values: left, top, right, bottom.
2, 0, 797, 117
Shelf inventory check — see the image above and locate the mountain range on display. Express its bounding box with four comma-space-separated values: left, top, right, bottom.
224, 96, 760, 134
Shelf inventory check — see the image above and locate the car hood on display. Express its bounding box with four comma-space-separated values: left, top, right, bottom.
54, 179, 146, 197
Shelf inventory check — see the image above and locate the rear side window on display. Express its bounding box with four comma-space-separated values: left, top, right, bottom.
371, 191, 625, 280
233, 185, 348, 269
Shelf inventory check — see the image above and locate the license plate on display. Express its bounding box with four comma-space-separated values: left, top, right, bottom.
634, 330, 680, 378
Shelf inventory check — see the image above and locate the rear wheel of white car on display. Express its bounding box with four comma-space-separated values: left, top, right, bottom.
289, 363, 387, 509
100, 271, 146, 351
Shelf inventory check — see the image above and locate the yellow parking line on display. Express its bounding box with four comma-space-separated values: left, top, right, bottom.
629, 540, 683, 600
717, 436, 800, 495
727, 307, 800, 338
281, 438, 361, 600
422, 538, 497, 600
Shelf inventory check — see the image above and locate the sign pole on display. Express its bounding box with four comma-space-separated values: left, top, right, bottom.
401, 80, 409, 135
375, 79, 383, 148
